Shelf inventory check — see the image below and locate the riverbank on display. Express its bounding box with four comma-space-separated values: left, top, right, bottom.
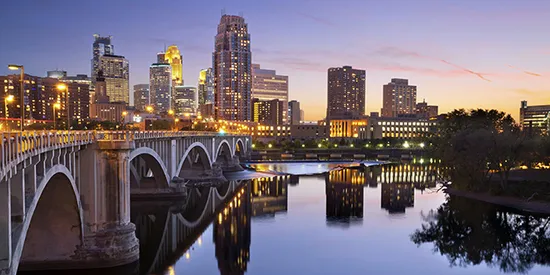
445, 187, 550, 215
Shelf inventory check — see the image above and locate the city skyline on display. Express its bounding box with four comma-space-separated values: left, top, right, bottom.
1, 0, 549, 121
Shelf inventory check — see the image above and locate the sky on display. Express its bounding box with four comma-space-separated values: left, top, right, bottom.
1, 0, 549, 121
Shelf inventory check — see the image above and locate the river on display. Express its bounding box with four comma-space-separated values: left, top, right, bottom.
22, 162, 550, 275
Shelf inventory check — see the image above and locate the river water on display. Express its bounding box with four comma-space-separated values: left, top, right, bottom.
23, 162, 550, 275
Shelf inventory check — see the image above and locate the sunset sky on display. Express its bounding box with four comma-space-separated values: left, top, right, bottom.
1, 0, 549, 121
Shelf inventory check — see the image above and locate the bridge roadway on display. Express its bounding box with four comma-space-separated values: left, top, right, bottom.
0, 130, 250, 275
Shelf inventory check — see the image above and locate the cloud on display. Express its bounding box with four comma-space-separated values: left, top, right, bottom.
439, 59, 491, 82
296, 12, 335, 26
508, 65, 542, 77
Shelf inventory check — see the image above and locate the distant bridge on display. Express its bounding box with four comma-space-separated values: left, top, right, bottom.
0, 131, 250, 275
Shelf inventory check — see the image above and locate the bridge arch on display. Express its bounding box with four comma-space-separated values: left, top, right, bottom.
129, 147, 171, 188
235, 138, 245, 159
12, 165, 83, 273
176, 142, 213, 179
215, 140, 234, 164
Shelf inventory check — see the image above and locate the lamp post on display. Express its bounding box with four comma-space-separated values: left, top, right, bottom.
146, 105, 154, 113
121, 111, 128, 130
168, 109, 175, 131
7, 64, 24, 131
53, 102, 61, 130
56, 83, 70, 130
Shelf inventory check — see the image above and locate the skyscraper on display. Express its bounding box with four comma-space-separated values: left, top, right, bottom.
213, 14, 252, 121
251, 64, 289, 124
164, 45, 183, 85
174, 85, 197, 116
251, 99, 285, 125
149, 63, 172, 113
91, 34, 114, 89
327, 66, 366, 119
198, 68, 214, 105
133, 84, 150, 111
381, 78, 417, 117
99, 54, 129, 104
288, 100, 301, 125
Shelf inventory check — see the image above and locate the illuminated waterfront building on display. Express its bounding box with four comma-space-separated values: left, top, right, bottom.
325, 169, 364, 225
160, 45, 184, 85
382, 78, 417, 117
133, 84, 149, 111
174, 85, 197, 116
90, 72, 126, 122
252, 64, 288, 123
213, 14, 252, 121
329, 119, 366, 138
214, 184, 251, 275
519, 100, 550, 134
91, 34, 114, 89
99, 54, 129, 104
251, 98, 285, 125
327, 66, 366, 119
149, 63, 172, 113
198, 68, 214, 105
358, 116, 437, 139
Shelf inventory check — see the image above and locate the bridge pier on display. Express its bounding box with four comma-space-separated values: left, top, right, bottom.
75, 140, 139, 269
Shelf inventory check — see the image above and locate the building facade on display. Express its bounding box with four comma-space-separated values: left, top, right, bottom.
99, 54, 129, 104
133, 84, 149, 111
174, 85, 197, 116
91, 34, 114, 89
198, 68, 214, 105
358, 116, 437, 140
415, 100, 438, 118
149, 63, 172, 114
162, 45, 183, 85
288, 100, 301, 125
251, 99, 285, 125
327, 66, 366, 119
251, 64, 289, 123
213, 14, 252, 121
382, 78, 417, 117
520, 100, 550, 133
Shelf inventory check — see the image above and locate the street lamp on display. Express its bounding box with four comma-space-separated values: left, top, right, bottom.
174, 118, 179, 131
8, 64, 24, 131
146, 105, 154, 113
53, 102, 61, 130
56, 83, 70, 130
121, 111, 128, 129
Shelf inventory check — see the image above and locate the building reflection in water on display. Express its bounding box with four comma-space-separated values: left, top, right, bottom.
325, 169, 364, 225
251, 176, 289, 217
214, 184, 251, 275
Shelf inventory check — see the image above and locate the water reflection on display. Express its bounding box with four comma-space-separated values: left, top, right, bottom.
411, 195, 550, 274
325, 169, 364, 225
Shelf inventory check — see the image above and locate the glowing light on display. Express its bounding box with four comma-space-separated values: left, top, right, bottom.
146, 105, 154, 113
185, 252, 190, 259
168, 109, 174, 115
419, 143, 425, 148
122, 111, 128, 116
301, 144, 305, 148
8, 65, 22, 71
5, 95, 14, 103
318, 144, 322, 148
350, 144, 354, 148
198, 237, 202, 246
334, 144, 338, 148
252, 144, 255, 148
56, 83, 68, 90
53, 102, 61, 109
219, 129, 226, 135
268, 144, 272, 148
403, 141, 410, 149
419, 158, 424, 164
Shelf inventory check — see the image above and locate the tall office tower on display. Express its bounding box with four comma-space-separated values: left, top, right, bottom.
164, 45, 183, 85
133, 84, 150, 111
99, 54, 129, 104
91, 34, 114, 89
157, 52, 166, 63
174, 85, 197, 116
198, 68, 214, 105
288, 100, 301, 125
213, 14, 252, 121
149, 63, 172, 113
381, 78, 417, 117
327, 66, 366, 119
251, 99, 285, 125
251, 64, 289, 123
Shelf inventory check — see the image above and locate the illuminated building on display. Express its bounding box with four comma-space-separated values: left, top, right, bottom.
327, 66, 366, 119
325, 169, 364, 225
358, 116, 437, 139
252, 64, 288, 124
91, 34, 114, 90
288, 123, 328, 140
415, 99, 438, 118
381, 182, 414, 214
213, 14, 252, 121
149, 63, 172, 113
288, 100, 301, 125
329, 119, 367, 138
382, 78, 417, 117
519, 100, 550, 134
174, 85, 197, 116
198, 68, 214, 105
47, 70, 67, 79
133, 84, 149, 111
90, 73, 126, 122
251, 176, 288, 217
214, 184, 251, 275
160, 45, 183, 85
99, 54, 129, 104
251, 98, 285, 125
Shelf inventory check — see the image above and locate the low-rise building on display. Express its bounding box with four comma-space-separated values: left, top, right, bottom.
359, 116, 437, 139
520, 100, 550, 134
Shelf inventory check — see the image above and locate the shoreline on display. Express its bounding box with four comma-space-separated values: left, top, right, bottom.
445, 187, 550, 215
